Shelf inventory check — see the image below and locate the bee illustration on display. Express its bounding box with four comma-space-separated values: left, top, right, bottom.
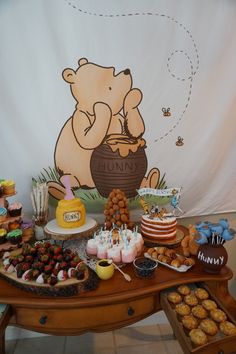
162, 107, 171, 117
176, 136, 184, 146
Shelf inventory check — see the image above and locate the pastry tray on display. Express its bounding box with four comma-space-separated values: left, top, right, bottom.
160, 283, 236, 354
144, 252, 193, 273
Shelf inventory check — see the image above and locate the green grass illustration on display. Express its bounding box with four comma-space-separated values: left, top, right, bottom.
33, 167, 171, 213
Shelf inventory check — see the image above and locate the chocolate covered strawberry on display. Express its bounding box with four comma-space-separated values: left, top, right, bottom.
44, 264, 53, 275
40, 254, 49, 264
47, 275, 58, 286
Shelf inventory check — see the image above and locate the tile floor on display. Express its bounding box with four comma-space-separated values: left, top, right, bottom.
6, 324, 184, 354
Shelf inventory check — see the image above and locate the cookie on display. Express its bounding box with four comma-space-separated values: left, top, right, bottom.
202, 299, 217, 311
175, 303, 191, 316
219, 321, 236, 336
182, 315, 199, 330
199, 318, 218, 336
184, 294, 198, 307
189, 329, 208, 346
191, 305, 208, 319
210, 309, 227, 323
177, 285, 191, 296
167, 291, 182, 304
194, 288, 209, 300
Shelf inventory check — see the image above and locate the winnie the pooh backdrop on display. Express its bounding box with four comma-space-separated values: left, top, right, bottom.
49, 58, 159, 201
1, 0, 236, 219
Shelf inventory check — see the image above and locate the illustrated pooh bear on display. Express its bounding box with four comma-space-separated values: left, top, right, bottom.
48, 58, 159, 200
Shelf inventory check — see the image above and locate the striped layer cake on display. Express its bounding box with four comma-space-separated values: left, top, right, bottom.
141, 214, 177, 241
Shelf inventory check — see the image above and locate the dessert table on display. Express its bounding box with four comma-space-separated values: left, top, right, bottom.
0, 227, 236, 354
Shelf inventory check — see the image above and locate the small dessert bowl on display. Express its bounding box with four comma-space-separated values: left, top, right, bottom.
133, 257, 158, 278
96, 259, 115, 280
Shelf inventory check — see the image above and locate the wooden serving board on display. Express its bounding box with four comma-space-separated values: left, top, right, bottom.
0, 252, 99, 297
44, 217, 99, 241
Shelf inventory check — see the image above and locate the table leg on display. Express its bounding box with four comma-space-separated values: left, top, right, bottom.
0, 305, 12, 354
0, 332, 5, 354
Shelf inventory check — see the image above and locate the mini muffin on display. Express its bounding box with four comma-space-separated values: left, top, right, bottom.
191, 305, 208, 319
194, 288, 209, 300
167, 291, 182, 304
184, 294, 198, 306
219, 321, 236, 336
189, 328, 208, 347
175, 303, 191, 317
210, 309, 227, 323
182, 315, 199, 330
202, 299, 217, 311
178, 285, 191, 296
199, 318, 218, 336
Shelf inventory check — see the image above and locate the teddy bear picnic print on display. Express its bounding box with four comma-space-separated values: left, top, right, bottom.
47, 58, 161, 204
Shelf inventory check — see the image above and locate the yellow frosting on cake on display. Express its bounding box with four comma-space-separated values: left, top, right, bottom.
56, 198, 86, 228
1, 179, 15, 186
0, 228, 7, 236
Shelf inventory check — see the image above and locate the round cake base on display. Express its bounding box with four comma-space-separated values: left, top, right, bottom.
142, 227, 186, 248
44, 217, 98, 241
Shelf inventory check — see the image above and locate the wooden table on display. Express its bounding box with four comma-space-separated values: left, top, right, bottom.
0, 230, 236, 354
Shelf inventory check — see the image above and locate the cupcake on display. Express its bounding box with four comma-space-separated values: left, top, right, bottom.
0, 228, 7, 244
1, 180, 15, 195
21, 220, 34, 237
8, 202, 22, 217
6, 229, 23, 244
0, 207, 7, 222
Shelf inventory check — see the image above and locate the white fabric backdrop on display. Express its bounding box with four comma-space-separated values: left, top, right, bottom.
1, 0, 236, 217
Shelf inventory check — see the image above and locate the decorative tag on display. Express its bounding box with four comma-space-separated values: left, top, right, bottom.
63, 211, 81, 222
